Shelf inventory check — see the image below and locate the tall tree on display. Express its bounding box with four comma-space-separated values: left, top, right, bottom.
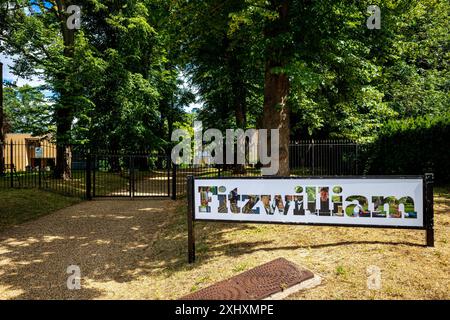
2, 84, 52, 135
1, 0, 81, 178
261, 0, 291, 175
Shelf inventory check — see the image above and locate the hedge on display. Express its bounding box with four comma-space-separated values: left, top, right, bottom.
363, 113, 450, 184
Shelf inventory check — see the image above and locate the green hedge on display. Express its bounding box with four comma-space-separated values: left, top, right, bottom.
364, 113, 450, 184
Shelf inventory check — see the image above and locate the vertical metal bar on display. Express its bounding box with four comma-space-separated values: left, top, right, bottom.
10, 140, 13, 188
167, 153, 171, 197
93, 154, 96, 198
129, 156, 133, 198
425, 173, 434, 247
38, 161, 42, 188
86, 150, 92, 200
187, 175, 195, 263
171, 163, 177, 200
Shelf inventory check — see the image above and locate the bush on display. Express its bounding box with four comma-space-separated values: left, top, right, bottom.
363, 113, 450, 184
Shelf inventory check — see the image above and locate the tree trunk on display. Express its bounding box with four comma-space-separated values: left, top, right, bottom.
262, 67, 290, 176
54, 0, 75, 179
262, 0, 291, 176
55, 142, 72, 180
227, 43, 247, 174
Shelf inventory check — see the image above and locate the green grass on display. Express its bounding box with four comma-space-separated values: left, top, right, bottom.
0, 170, 133, 197
0, 188, 82, 232
435, 184, 450, 199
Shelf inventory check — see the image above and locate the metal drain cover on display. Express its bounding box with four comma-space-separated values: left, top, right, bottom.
181, 258, 314, 300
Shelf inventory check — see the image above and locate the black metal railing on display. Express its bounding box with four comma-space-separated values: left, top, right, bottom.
90, 151, 171, 198
289, 140, 359, 176
1, 140, 360, 199
0, 141, 87, 198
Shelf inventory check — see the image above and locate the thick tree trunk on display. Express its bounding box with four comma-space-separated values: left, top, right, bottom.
262, 0, 291, 176
54, 1, 75, 179
262, 65, 290, 176
55, 97, 73, 179
55, 143, 72, 180
227, 44, 247, 174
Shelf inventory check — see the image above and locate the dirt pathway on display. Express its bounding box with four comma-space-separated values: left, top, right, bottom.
0, 199, 178, 299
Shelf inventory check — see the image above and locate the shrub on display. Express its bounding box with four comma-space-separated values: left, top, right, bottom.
363, 113, 450, 184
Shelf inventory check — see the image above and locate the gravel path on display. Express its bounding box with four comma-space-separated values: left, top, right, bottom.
0, 199, 178, 299
1, 196, 448, 300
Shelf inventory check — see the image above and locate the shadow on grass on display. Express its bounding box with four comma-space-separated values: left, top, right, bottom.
207, 239, 427, 256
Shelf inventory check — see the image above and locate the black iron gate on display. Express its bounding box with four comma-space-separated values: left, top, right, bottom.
90, 152, 172, 198
289, 140, 359, 175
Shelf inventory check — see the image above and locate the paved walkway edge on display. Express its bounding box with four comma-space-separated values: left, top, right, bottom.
264, 275, 322, 300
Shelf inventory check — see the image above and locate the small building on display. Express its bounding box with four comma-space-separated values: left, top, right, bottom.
2, 133, 56, 172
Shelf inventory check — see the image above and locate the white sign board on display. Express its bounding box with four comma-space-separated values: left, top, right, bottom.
35, 147, 43, 159
193, 178, 424, 228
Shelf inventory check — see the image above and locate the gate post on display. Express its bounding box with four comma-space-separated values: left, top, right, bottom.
187, 175, 195, 263
10, 140, 13, 188
92, 154, 96, 198
130, 155, 134, 199
171, 163, 177, 200
38, 162, 42, 189
355, 143, 359, 175
167, 153, 171, 197
86, 149, 92, 200
425, 173, 434, 247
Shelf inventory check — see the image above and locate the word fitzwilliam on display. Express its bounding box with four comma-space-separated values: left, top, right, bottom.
198, 185, 417, 218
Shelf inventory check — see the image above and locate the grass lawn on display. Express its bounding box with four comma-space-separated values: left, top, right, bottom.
0, 189, 82, 232
435, 184, 450, 199
0, 184, 447, 299
144, 189, 449, 300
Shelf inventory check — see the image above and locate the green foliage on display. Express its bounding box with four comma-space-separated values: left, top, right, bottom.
3, 84, 53, 135
1, 0, 448, 160
171, 0, 264, 130
1, 0, 192, 153
364, 113, 450, 183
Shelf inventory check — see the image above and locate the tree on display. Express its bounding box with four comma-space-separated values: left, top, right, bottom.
261, 0, 291, 175
3, 83, 52, 135
1, 0, 82, 179
1, 1, 193, 169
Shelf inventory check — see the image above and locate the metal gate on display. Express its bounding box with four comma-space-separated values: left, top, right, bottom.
91, 152, 171, 198
289, 140, 359, 175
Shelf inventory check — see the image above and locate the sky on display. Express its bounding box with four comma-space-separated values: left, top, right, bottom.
0, 53, 47, 87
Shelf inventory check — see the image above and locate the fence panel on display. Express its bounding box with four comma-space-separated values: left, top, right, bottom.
1, 140, 360, 199
0, 141, 87, 198
289, 140, 359, 176
92, 151, 171, 198
174, 140, 360, 197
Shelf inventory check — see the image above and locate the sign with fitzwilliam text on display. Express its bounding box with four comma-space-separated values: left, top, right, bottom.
193, 177, 424, 227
